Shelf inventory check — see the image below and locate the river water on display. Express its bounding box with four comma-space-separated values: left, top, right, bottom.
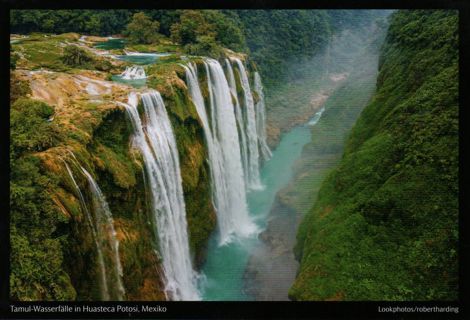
200, 113, 322, 300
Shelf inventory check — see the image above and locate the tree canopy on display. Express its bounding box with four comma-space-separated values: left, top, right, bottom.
10, 10, 385, 88
293, 10, 458, 301
124, 12, 160, 44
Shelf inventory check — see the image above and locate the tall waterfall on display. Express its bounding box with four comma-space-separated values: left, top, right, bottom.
80, 167, 125, 301
183, 60, 257, 245
253, 72, 272, 160
120, 66, 146, 80
122, 90, 200, 301
231, 58, 262, 190
225, 59, 249, 187
64, 161, 109, 300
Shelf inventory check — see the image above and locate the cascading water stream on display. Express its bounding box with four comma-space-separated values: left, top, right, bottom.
120, 66, 146, 80
183, 60, 257, 245
80, 166, 125, 301
63, 161, 109, 300
253, 72, 272, 160
231, 58, 262, 190
121, 90, 200, 301
308, 106, 325, 126
225, 59, 249, 187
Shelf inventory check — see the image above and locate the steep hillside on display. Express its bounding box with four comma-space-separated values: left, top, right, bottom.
291, 10, 458, 300
9, 34, 256, 300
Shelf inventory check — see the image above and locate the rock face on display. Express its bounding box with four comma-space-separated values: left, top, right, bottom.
291, 11, 458, 301
11, 58, 216, 300
265, 83, 343, 148
11, 40, 265, 299
244, 198, 300, 301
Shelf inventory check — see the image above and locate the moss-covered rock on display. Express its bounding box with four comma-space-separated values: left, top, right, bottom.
291, 10, 458, 301
11, 33, 261, 299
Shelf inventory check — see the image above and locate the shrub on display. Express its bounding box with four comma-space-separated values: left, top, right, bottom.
61, 45, 93, 67
10, 98, 59, 158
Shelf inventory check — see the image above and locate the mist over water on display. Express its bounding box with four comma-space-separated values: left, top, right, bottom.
198, 14, 390, 301
184, 59, 259, 246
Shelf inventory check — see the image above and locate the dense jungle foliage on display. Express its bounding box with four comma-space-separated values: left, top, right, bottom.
10, 90, 76, 299
10, 9, 385, 88
10, 9, 457, 301
292, 10, 458, 300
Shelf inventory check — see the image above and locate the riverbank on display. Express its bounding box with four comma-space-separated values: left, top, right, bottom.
265, 74, 346, 148
243, 25, 384, 300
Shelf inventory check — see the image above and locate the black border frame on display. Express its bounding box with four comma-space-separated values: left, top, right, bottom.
1, 1, 468, 319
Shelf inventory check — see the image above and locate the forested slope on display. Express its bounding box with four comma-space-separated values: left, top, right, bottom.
10, 10, 384, 89
291, 10, 458, 300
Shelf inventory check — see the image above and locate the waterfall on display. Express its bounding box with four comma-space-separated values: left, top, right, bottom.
183, 60, 257, 245
63, 161, 109, 300
225, 59, 249, 187
231, 58, 262, 190
308, 106, 325, 126
120, 66, 146, 80
121, 90, 200, 301
79, 167, 125, 301
253, 72, 272, 160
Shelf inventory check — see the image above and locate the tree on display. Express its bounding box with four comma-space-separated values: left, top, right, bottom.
169, 10, 225, 58
185, 35, 222, 58
61, 45, 93, 67
170, 10, 215, 45
205, 10, 246, 52
124, 12, 160, 44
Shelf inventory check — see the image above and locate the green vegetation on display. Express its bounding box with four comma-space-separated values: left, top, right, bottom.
125, 12, 160, 44
11, 34, 68, 71
10, 99, 59, 157
61, 45, 113, 71
291, 10, 458, 301
9, 43, 217, 299
278, 22, 385, 217
10, 73, 31, 103
146, 64, 217, 266
10, 98, 76, 300
169, 10, 245, 57
10, 8, 456, 302
10, 10, 131, 35
170, 11, 222, 58
10, 44, 19, 69
11, 10, 385, 88
61, 45, 93, 66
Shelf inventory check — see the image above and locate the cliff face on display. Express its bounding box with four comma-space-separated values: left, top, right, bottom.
16, 69, 170, 300
10, 33, 258, 300
243, 16, 387, 302
291, 10, 458, 301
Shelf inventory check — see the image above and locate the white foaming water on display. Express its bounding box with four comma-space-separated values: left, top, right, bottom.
183, 60, 257, 245
63, 161, 109, 300
74, 75, 112, 96
225, 59, 249, 187
122, 90, 200, 301
253, 72, 272, 160
120, 66, 146, 80
124, 50, 156, 56
231, 58, 262, 190
86, 83, 100, 96
124, 50, 171, 57
81, 167, 125, 301
308, 106, 326, 126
